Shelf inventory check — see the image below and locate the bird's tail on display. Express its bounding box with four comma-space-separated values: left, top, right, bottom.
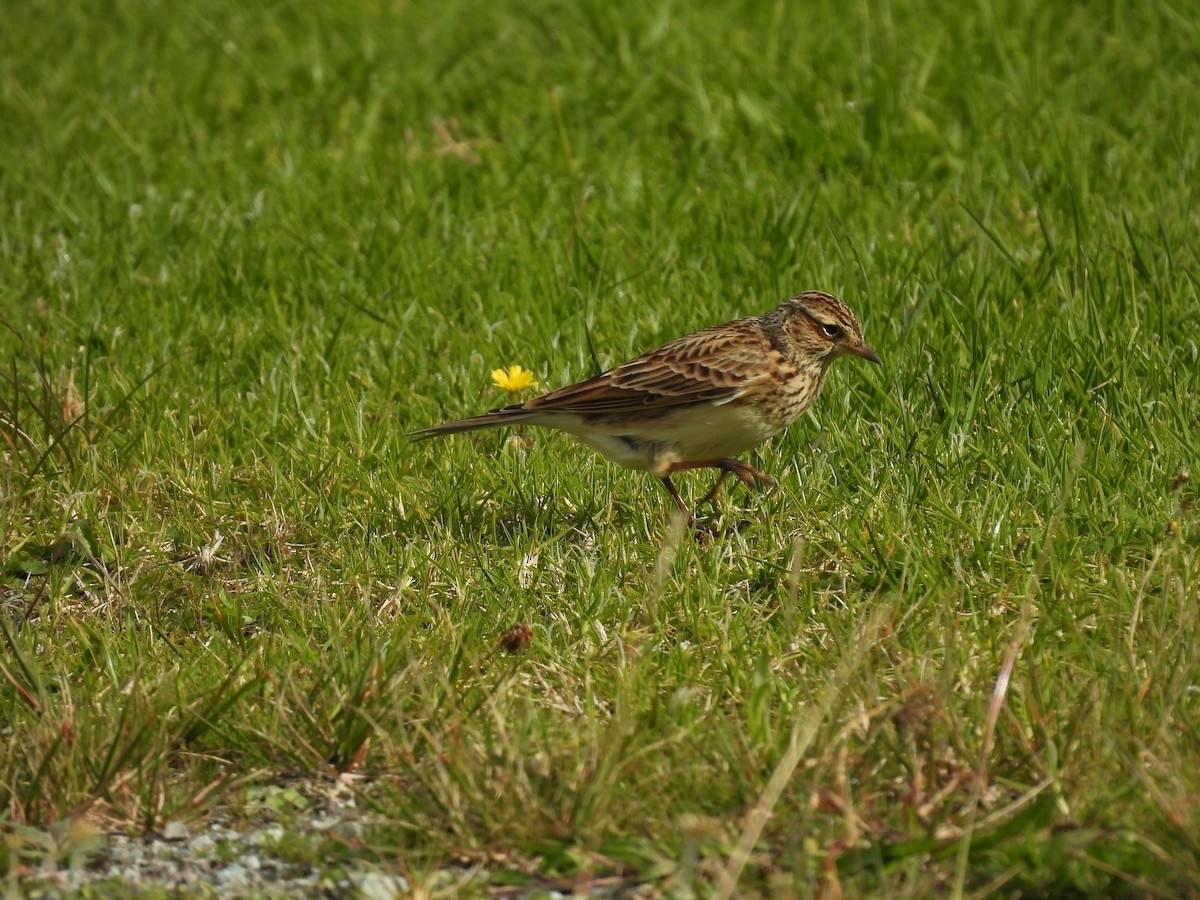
406, 407, 540, 441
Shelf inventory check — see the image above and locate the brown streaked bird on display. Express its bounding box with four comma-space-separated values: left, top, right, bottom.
408, 291, 881, 517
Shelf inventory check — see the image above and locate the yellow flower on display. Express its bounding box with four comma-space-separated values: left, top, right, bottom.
491, 364, 538, 394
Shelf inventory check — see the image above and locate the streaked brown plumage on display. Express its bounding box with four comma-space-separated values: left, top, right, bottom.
409, 291, 880, 517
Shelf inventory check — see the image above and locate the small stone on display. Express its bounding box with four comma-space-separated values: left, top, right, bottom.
189, 834, 216, 855
243, 853, 261, 871
246, 823, 285, 846
217, 863, 250, 887
162, 821, 189, 842
356, 871, 409, 900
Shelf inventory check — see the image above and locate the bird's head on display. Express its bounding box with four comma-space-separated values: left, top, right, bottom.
774, 291, 881, 367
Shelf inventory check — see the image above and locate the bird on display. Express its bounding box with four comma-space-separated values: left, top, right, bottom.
408, 291, 881, 518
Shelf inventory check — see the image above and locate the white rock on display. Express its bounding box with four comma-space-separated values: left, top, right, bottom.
355, 871, 409, 899
246, 823, 285, 845
217, 863, 250, 887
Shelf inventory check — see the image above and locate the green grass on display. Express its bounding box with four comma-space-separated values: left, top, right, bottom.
2, 0, 1199, 894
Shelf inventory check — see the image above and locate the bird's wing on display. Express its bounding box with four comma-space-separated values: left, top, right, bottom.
519, 316, 776, 415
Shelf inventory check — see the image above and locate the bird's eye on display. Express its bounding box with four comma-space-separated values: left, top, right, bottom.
821, 323, 842, 338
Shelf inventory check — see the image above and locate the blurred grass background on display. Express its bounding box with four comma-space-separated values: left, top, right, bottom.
2, 0, 1198, 894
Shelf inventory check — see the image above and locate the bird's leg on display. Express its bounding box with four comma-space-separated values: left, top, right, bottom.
666, 458, 776, 503
658, 475, 692, 518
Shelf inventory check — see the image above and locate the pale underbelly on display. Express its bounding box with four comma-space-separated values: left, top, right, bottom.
539, 403, 788, 475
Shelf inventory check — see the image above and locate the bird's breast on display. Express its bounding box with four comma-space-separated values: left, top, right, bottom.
756, 362, 828, 428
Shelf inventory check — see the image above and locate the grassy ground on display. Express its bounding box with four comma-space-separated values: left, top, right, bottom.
2, 0, 1198, 895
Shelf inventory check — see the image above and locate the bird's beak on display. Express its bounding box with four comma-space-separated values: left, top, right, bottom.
847, 342, 882, 365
